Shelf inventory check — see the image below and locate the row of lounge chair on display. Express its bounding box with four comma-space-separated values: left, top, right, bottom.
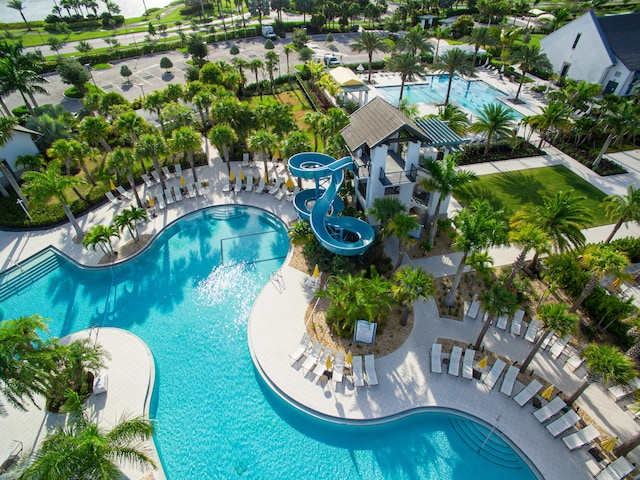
288, 333, 378, 387
105, 185, 132, 206
141, 165, 183, 188
224, 175, 300, 201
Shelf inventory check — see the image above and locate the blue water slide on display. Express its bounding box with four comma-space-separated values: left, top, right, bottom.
288, 152, 375, 256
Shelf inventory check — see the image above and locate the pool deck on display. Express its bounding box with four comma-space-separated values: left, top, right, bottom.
1, 144, 640, 479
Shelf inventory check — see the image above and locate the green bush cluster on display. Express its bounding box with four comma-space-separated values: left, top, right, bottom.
610, 237, 640, 263
552, 140, 627, 176
457, 141, 545, 165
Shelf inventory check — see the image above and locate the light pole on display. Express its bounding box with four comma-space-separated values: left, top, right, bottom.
84, 63, 97, 88
139, 83, 146, 100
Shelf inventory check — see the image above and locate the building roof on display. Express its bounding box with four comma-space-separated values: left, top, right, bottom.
341, 97, 430, 152
329, 67, 366, 87
414, 118, 468, 148
595, 11, 640, 71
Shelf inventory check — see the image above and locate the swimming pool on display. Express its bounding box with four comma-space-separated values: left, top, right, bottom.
377, 75, 523, 119
0, 205, 539, 479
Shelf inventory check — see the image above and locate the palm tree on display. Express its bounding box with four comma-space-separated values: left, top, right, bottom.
569, 244, 629, 313
511, 192, 591, 261
283, 44, 295, 77
136, 133, 169, 191
421, 155, 477, 245
192, 91, 213, 126
505, 223, 550, 289
473, 284, 518, 349
8, 0, 30, 30
113, 206, 148, 243
248, 59, 264, 98
444, 199, 508, 307
47, 138, 80, 177
469, 104, 516, 156
386, 52, 424, 107
247, 129, 277, 174
207, 124, 237, 175
83, 224, 120, 257
519, 303, 579, 373
303, 111, 324, 152
0, 315, 58, 414
602, 185, 640, 243
468, 26, 495, 67
565, 343, 636, 406
22, 160, 86, 241
170, 126, 201, 182
78, 115, 112, 152
528, 101, 572, 148
430, 26, 445, 64
499, 26, 521, 59
425, 104, 470, 136
318, 108, 349, 147
264, 51, 279, 93
509, 45, 551, 103
22, 415, 156, 479
367, 196, 404, 236
388, 212, 420, 270
108, 147, 144, 208
0, 42, 47, 116
593, 100, 637, 169
397, 26, 433, 57
392, 266, 435, 326
433, 48, 474, 107
350, 31, 390, 83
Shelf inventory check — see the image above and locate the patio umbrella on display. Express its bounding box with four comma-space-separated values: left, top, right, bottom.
286, 177, 295, 189
601, 437, 618, 452
477, 356, 488, 369
264, 172, 269, 183
180, 175, 186, 187
313, 264, 320, 278
229, 170, 235, 182
541, 385, 554, 400
110, 179, 117, 191
345, 350, 353, 366
239, 168, 245, 181
148, 196, 155, 207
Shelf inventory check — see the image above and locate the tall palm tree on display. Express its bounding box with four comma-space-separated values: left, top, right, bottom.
192, 91, 213, 127
468, 26, 495, 67
0, 315, 58, 414
264, 51, 279, 93
248, 59, 264, 98
602, 185, 640, 243
421, 155, 477, 245
350, 31, 390, 84
22, 415, 156, 479
247, 129, 277, 174
47, 138, 80, 177
519, 303, 579, 373
570, 244, 629, 313
528, 101, 572, 148
473, 284, 518, 349
83, 224, 120, 257
499, 26, 521, 59
22, 160, 86, 241
511, 191, 591, 262
509, 45, 551, 104
388, 212, 420, 270
444, 199, 508, 307
283, 44, 295, 77
565, 343, 636, 406
367, 196, 404, 236
207, 124, 237, 175
136, 133, 169, 191
303, 111, 324, 152
397, 26, 433, 57
113, 207, 148, 243
592, 100, 637, 169
505, 223, 550, 289
0, 45, 48, 116
430, 26, 445, 64
425, 104, 470, 136
108, 147, 143, 208
433, 48, 474, 107
392, 266, 435, 326
319, 108, 349, 147
386, 52, 424, 107
170, 126, 201, 183
469, 103, 516, 156
78, 115, 112, 153
8, 0, 31, 30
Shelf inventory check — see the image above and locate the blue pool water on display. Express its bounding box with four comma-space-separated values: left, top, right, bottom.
0, 205, 539, 479
377, 75, 523, 120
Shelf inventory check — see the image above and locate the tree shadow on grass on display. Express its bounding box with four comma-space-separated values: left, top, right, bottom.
454, 184, 504, 213
491, 170, 547, 207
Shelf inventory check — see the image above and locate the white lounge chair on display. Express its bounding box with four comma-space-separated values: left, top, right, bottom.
562, 424, 599, 450
596, 456, 635, 480
186, 183, 197, 198
566, 354, 585, 371
534, 396, 566, 423
524, 318, 542, 343
255, 177, 266, 194
195, 181, 205, 196
448, 346, 463, 377
364, 354, 378, 386
245, 174, 254, 193
164, 188, 174, 205
546, 409, 580, 437
274, 185, 288, 201
105, 191, 120, 205
288, 333, 311, 365
431, 343, 442, 374
173, 186, 183, 202
333, 351, 345, 384
93, 373, 108, 394
162, 165, 173, 178
462, 348, 476, 380
222, 179, 232, 193
352, 355, 365, 387
156, 196, 166, 210
608, 377, 640, 401
541, 330, 556, 350
301, 342, 322, 374
142, 173, 155, 187
313, 348, 333, 378
267, 178, 282, 195
511, 309, 524, 336
550, 335, 571, 359
152, 170, 162, 184
0, 440, 23, 471
483, 359, 506, 390
500, 365, 519, 396
496, 314, 508, 330
466, 296, 480, 320
514, 379, 542, 407
116, 185, 131, 199
175, 163, 182, 177
242, 153, 250, 167
234, 175, 243, 193
287, 186, 300, 201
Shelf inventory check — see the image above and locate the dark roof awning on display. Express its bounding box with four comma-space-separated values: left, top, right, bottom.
414, 118, 468, 149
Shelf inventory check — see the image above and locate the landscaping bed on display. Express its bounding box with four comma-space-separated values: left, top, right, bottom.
552, 140, 628, 176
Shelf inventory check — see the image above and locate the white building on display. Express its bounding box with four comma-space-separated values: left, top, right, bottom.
0, 125, 40, 194
540, 11, 640, 96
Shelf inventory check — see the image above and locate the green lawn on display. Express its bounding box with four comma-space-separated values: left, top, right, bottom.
454, 165, 610, 227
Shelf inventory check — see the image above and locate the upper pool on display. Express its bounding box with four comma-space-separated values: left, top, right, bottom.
0, 205, 538, 479
377, 75, 523, 120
